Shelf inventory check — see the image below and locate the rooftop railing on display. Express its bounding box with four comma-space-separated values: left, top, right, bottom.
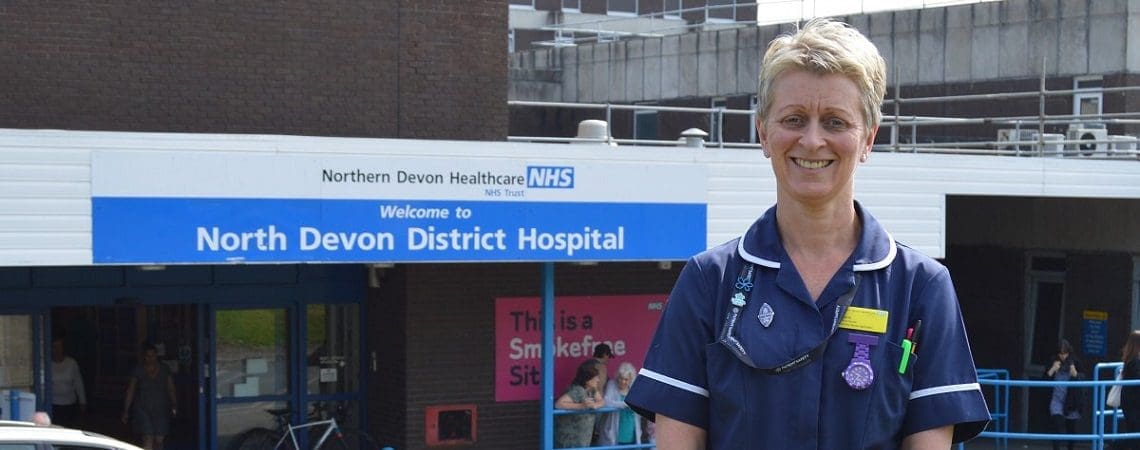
508, 85, 1140, 160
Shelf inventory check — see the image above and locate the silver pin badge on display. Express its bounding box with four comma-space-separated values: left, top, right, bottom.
757, 302, 775, 327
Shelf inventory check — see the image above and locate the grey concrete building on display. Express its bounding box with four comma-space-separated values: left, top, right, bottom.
510, 0, 1140, 145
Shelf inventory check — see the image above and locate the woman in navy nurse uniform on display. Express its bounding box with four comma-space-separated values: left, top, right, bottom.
625, 18, 991, 450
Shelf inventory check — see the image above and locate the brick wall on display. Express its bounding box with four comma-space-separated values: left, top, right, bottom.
397, 262, 682, 450
0, 1, 506, 140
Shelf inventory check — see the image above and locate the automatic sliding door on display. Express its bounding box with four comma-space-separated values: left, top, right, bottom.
213, 307, 291, 449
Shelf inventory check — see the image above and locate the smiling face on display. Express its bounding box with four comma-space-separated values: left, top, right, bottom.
758, 70, 877, 207
616, 372, 633, 390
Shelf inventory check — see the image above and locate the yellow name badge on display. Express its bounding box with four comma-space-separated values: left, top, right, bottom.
838, 306, 889, 334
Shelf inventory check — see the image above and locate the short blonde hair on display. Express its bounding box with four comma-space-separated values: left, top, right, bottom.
757, 18, 887, 132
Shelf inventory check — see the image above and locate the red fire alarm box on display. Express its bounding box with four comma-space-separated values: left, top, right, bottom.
425, 404, 476, 446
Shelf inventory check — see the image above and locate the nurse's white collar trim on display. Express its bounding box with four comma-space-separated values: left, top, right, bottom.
638, 368, 709, 398
737, 231, 898, 272
909, 382, 982, 400
737, 238, 781, 268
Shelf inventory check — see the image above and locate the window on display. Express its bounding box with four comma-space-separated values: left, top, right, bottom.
507, 29, 515, 53
509, 0, 535, 9
1073, 76, 1103, 121
707, 0, 739, 22
563, 0, 580, 12
306, 303, 361, 394
634, 107, 658, 141
664, 0, 681, 18
608, 0, 637, 16
1023, 253, 1067, 371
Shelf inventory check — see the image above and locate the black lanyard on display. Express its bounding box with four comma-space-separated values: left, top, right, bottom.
718, 261, 861, 374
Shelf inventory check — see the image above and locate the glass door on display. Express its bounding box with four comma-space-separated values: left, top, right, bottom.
0, 312, 46, 420
304, 303, 365, 434
211, 306, 293, 450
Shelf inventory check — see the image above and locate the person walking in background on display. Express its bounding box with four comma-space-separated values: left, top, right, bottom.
591, 343, 614, 385
121, 343, 178, 450
554, 359, 605, 448
1045, 339, 1082, 450
625, 18, 990, 449
1120, 330, 1140, 450
597, 362, 642, 447
589, 343, 614, 444
50, 334, 86, 428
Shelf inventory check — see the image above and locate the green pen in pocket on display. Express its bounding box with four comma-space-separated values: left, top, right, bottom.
898, 339, 914, 374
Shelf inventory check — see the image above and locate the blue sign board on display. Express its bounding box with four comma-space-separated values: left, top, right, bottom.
90, 150, 709, 264
1082, 310, 1108, 357
93, 198, 706, 263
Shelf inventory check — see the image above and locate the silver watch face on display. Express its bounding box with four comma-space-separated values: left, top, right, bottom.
843, 361, 874, 390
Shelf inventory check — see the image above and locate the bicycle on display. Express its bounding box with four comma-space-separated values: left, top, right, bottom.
229, 401, 380, 450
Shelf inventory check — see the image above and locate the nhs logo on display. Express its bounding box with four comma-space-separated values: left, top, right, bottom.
526, 166, 575, 188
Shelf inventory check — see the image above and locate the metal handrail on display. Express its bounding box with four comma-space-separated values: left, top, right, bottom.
551, 406, 655, 450
508, 83, 1140, 158
970, 374, 1140, 450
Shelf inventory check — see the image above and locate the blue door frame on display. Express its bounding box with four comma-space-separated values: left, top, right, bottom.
208, 300, 368, 450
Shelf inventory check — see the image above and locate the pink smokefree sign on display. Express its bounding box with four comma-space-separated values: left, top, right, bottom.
494, 294, 667, 402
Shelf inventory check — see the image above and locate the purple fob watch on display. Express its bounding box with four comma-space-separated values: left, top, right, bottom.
842, 333, 879, 390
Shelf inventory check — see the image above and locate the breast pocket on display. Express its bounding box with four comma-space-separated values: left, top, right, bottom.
859, 340, 917, 449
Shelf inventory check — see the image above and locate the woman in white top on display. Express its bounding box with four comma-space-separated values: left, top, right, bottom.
51, 335, 87, 428
597, 362, 642, 446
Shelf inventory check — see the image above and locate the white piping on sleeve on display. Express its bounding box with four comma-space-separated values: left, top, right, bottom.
909, 383, 982, 400
638, 368, 710, 398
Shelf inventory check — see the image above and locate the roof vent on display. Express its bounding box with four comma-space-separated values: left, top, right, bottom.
575, 120, 614, 146
679, 128, 709, 148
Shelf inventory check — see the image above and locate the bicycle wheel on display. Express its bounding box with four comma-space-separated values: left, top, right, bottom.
315, 428, 380, 450
229, 427, 286, 450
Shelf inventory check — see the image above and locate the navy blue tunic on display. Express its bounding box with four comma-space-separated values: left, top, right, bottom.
626, 203, 990, 449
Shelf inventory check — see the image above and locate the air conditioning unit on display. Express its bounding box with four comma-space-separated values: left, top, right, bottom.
1107, 135, 1139, 157
996, 129, 1031, 153
1037, 133, 1064, 157
1065, 124, 1109, 157
997, 129, 1063, 156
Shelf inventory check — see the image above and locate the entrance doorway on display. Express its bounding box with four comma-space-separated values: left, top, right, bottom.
1021, 253, 1067, 432
50, 305, 201, 450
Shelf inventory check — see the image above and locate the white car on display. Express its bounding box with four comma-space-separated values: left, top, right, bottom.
0, 420, 143, 450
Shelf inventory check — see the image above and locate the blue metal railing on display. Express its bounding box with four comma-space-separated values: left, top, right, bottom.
976, 369, 1011, 449
551, 407, 655, 450
1092, 362, 1124, 450
968, 368, 1140, 450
